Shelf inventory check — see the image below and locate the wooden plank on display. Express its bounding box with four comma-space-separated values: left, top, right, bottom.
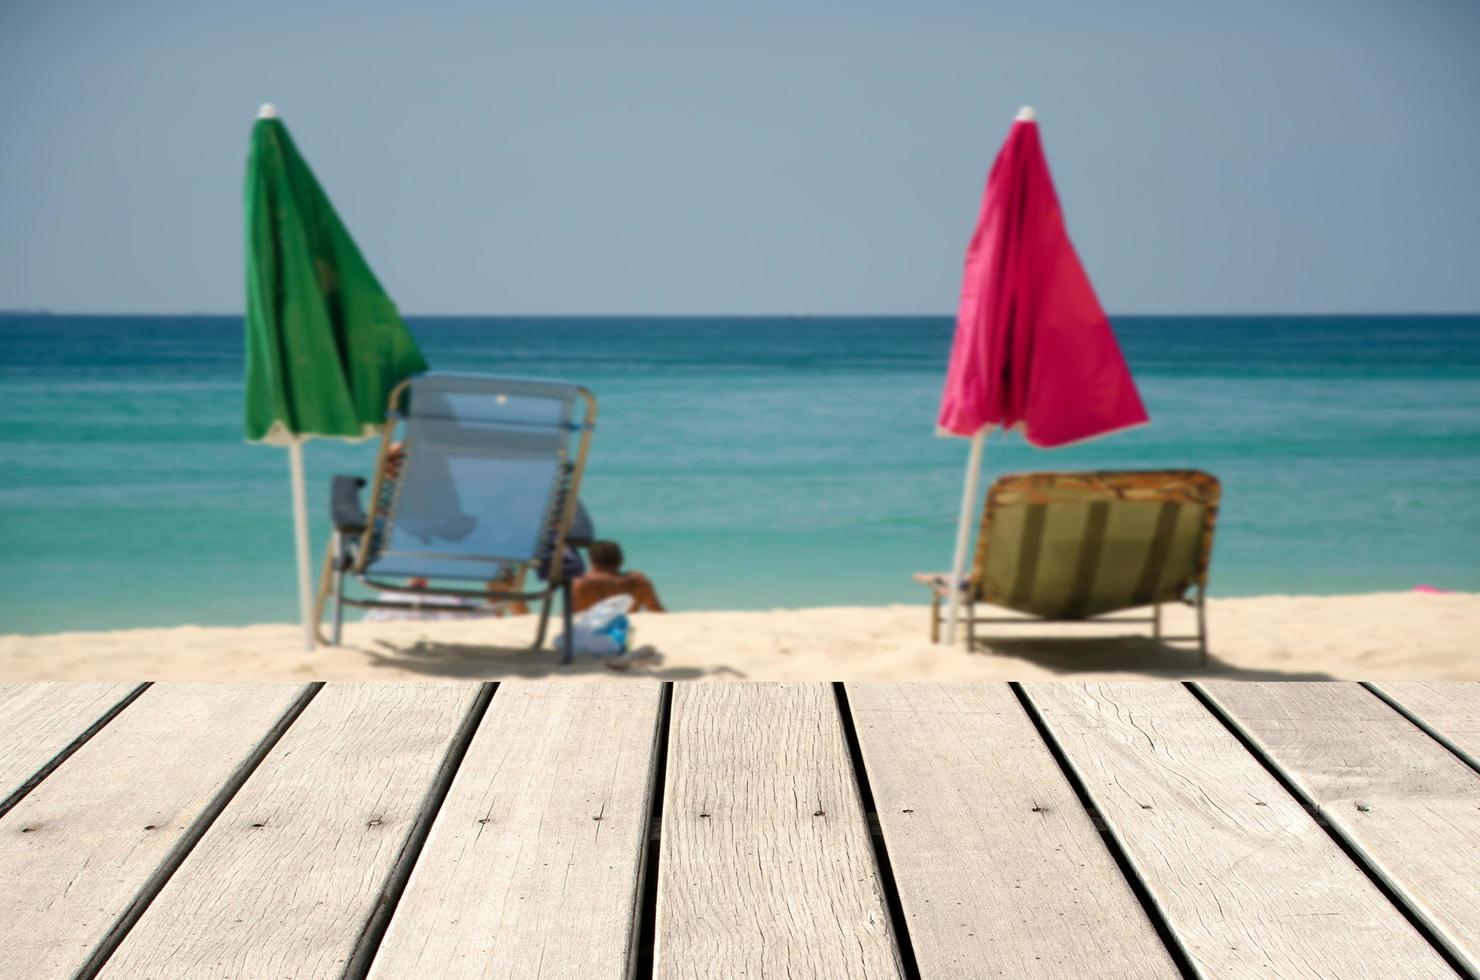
1200, 681, 1480, 972
656, 683, 905, 979
98, 683, 482, 980
847, 683, 1179, 978
368, 682, 664, 980
1023, 682, 1456, 978
0, 683, 309, 980
0, 683, 143, 812
1368, 682, 1480, 771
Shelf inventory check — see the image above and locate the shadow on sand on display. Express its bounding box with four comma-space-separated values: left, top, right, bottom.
972, 634, 1338, 681
356, 639, 746, 681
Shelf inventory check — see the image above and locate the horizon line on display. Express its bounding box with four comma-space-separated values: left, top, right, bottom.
4, 309, 1479, 320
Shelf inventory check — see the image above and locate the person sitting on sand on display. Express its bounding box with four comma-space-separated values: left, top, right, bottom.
485, 565, 530, 616
572, 540, 665, 614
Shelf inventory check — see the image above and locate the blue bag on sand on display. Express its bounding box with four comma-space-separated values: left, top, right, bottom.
552, 595, 633, 658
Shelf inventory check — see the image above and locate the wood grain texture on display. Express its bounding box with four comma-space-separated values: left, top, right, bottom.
847, 683, 1179, 978
1369, 682, 1480, 771
0, 683, 307, 980
1200, 681, 1480, 972
368, 682, 663, 980
1023, 682, 1455, 979
656, 683, 905, 980
98, 683, 480, 980
0, 683, 141, 809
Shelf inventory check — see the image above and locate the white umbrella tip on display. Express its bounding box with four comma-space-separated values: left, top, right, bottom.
1016, 105, 1036, 122
257, 103, 279, 120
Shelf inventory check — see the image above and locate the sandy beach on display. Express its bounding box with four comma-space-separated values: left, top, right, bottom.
2, 592, 1475, 683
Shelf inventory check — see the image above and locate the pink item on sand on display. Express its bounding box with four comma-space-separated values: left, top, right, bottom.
937, 113, 1149, 447
1412, 584, 1451, 594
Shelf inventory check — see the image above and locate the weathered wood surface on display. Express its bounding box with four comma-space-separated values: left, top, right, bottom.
1369, 682, 1480, 771
655, 683, 905, 979
847, 683, 1178, 978
369, 682, 663, 980
99, 683, 481, 980
1201, 681, 1480, 973
0, 682, 141, 811
3, 680, 1475, 978
0, 683, 308, 980
1023, 682, 1456, 979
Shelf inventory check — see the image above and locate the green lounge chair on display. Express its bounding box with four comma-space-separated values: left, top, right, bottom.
916, 470, 1220, 662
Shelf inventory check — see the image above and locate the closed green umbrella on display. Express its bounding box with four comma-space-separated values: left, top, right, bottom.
244, 104, 428, 649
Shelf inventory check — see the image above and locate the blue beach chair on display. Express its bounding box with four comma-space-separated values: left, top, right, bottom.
314, 373, 597, 663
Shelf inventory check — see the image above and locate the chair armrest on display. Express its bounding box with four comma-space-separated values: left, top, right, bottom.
912, 572, 970, 598
331, 475, 368, 535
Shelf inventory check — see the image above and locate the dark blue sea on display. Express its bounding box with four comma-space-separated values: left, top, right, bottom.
1, 313, 1477, 633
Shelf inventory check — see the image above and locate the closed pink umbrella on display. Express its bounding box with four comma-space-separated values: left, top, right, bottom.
938, 107, 1149, 644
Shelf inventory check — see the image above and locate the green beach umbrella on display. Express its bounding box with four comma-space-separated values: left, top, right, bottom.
244, 103, 428, 649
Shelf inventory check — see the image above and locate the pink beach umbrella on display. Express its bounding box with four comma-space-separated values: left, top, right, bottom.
938, 107, 1149, 644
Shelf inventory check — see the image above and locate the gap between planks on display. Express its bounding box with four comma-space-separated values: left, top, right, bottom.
323, 682, 496, 980
365, 682, 666, 980
1190, 681, 1479, 978
832, 683, 925, 980
631, 682, 673, 980
0, 682, 150, 820
1023, 682, 1458, 978
1363, 682, 1480, 776
654, 683, 907, 979
76, 683, 324, 979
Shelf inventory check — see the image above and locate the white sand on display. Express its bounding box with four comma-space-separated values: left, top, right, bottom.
1, 592, 1476, 682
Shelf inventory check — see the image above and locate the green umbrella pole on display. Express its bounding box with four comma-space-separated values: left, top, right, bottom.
288, 439, 314, 651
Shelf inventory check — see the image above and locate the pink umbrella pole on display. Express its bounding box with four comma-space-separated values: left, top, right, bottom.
942, 428, 986, 644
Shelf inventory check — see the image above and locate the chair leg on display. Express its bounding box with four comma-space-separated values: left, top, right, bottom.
1196, 586, 1209, 667
330, 584, 344, 646
533, 593, 554, 649
1153, 602, 1162, 641
965, 602, 976, 651
929, 594, 941, 644
560, 581, 575, 666
330, 557, 346, 648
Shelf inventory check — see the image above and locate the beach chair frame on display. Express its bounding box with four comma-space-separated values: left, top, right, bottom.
918, 470, 1219, 665
314, 373, 597, 663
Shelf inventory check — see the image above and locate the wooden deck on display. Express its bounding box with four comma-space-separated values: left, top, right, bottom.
0, 681, 1476, 979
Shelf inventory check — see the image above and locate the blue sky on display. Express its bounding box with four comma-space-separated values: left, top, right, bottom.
1, 0, 1477, 315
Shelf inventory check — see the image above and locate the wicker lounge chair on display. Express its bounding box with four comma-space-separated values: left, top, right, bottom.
314, 373, 596, 662
916, 470, 1220, 662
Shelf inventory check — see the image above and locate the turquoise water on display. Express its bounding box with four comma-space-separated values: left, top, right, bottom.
1, 314, 1478, 633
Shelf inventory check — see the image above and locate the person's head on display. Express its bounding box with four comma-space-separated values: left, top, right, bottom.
589, 539, 624, 572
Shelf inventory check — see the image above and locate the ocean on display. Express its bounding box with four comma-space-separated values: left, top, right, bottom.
1, 314, 1477, 634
